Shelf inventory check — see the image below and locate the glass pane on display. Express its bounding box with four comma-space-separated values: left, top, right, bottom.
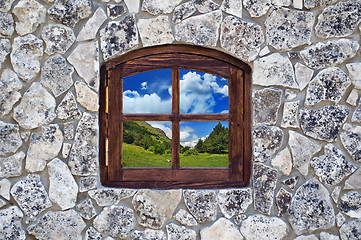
180, 69, 229, 114
123, 69, 172, 113
180, 121, 229, 167
122, 121, 172, 167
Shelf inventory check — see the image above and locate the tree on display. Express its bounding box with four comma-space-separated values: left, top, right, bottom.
194, 139, 205, 153
203, 122, 228, 154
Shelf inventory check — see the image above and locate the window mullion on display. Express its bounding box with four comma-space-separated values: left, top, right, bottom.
172, 67, 180, 169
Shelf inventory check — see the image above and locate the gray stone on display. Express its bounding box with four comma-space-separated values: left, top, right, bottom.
48, 158, 78, 210
253, 88, 282, 126
77, 8, 107, 41
282, 176, 299, 191
62, 142, 71, 158
76, 197, 97, 220
0, 69, 22, 118
79, 176, 97, 192
217, 188, 252, 218
124, 0, 140, 13
68, 112, 99, 176
304, 0, 337, 8
331, 186, 341, 203
253, 163, 278, 215
340, 219, 361, 240
42, 24, 75, 55
320, 232, 340, 240
10, 174, 52, 223
12, 0, 46, 35
295, 63, 314, 91
26, 124, 63, 173
132, 189, 181, 229
100, 14, 139, 61
68, 41, 99, 91
240, 214, 288, 240
175, 10, 222, 47
131, 229, 167, 240
0, 179, 10, 200
271, 147, 293, 176
0, 121, 22, 156
10, 34, 43, 82
0, 0, 15, 12
64, 122, 75, 140
311, 144, 356, 186
300, 105, 349, 142
345, 167, 361, 189
166, 223, 196, 240
89, 189, 135, 207
200, 218, 243, 240
276, 187, 292, 216
0, 39, 10, 68
85, 227, 103, 240
336, 212, 346, 227
315, 0, 361, 38
0, 12, 14, 38
0, 206, 25, 240
141, 0, 183, 15
300, 39, 359, 70
289, 130, 322, 176
194, 0, 219, 13
57, 92, 82, 120
220, 0, 242, 18
289, 178, 335, 235
183, 190, 217, 223
266, 7, 314, 50
94, 205, 135, 239
107, 4, 125, 19
220, 16, 264, 62
0, 151, 25, 178
338, 191, 361, 218
305, 67, 351, 106
74, 81, 98, 111
352, 102, 361, 124
41, 55, 74, 97
346, 89, 359, 106
233, 214, 247, 225
172, 2, 196, 24
243, 0, 271, 17
342, 132, 359, 157
253, 125, 284, 162
174, 209, 197, 227
138, 15, 174, 47
48, 0, 92, 27
281, 101, 299, 129
253, 53, 298, 88
346, 63, 361, 89
27, 210, 86, 240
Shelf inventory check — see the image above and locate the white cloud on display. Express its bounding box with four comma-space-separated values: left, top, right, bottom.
123, 90, 171, 113
141, 81, 147, 90
180, 126, 200, 148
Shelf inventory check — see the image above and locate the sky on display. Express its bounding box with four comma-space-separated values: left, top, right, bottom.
123, 69, 229, 147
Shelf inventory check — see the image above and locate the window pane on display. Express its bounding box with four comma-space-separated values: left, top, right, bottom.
180, 69, 229, 114
180, 121, 229, 167
122, 121, 172, 167
123, 69, 172, 113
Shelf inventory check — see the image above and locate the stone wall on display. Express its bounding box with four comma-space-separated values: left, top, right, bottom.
0, 0, 360, 239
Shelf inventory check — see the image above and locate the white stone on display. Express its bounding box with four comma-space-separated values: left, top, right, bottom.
88, 189, 135, 207
0, 0, 16, 12
340, 123, 361, 163
194, 0, 219, 13
243, 0, 271, 17
240, 215, 288, 240
124, 0, 140, 13
0, 179, 11, 200
138, 15, 174, 47
0, 69, 22, 118
26, 124, 63, 173
62, 143, 72, 158
275, 187, 292, 216
56, 92, 82, 120
289, 130, 322, 176
272, 0, 291, 6
166, 223, 196, 240
141, 0, 183, 15
48, 158, 78, 210
320, 232, 340, 240
294, 235, 318, 240
76, 198, 97, 220
253, 125, 284, 162
74, 81, 99, 112
0, 12, 14, 38
0, 39, 10, 68
68, 41, 99, 91
340, 218, 361, 240
175, 10, 222, 47
174, 209, 197, 227
12, 0, 46, 35
304, 0, 337, 9
220, 0, 242, 18
352, 101, 361, 123
0, 199, 6, 208
336, 212, 346, 227
42, 24, 75, 55
293, 0, 303, 9
271, 147, 293, 175
77, 8, 107, 41
338, 191, 361, 218
345, 167, 361, 189
183, 190, 218, 223
131, 229, 167, 240
253, 88, 282, 126
48, 0, 92, 27
259, 46, 270, 56
346, 62, 361, 89
172, 2, 196, 24
217, 188, 252, 218
0, 152, 25, 178
132, 189, 182, 229
253, 53, 298, 88
64, 122, 75, 140
0, 121, 22, 156
331, 186, 341, 203
79, 176, 97, 192
107, 4, 126, 19
85, 227, 103, 240
10, 34, 43, 82
295, 63, 314, 90
281, 101, 299, 129
346, 89, 359, 106
201, 218, 243, 240
0, 206, 25, 240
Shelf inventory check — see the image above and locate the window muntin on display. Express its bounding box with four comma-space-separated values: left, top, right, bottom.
100, 45, 251, 189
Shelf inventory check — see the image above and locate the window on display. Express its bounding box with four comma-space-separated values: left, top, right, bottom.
99, 45, 251, 189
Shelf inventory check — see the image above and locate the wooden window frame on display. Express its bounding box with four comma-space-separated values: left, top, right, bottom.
100, 45, 252, 189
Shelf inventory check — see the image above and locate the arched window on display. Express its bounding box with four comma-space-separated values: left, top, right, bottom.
99, 45, 251, 188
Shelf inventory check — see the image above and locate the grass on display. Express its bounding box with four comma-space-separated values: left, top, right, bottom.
123, 143, 228, 168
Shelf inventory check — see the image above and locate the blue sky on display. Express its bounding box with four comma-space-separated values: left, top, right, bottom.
123, 69, 229, 147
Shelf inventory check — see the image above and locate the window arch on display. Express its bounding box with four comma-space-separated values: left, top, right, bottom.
99, 45, 251, 189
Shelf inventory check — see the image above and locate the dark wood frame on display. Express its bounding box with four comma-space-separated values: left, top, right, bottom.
100, 44, 252, 189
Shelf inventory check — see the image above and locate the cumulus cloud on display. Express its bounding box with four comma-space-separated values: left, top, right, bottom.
141, 81, 147, 90
123, 90, 171, 113
180, 126, 200, 148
